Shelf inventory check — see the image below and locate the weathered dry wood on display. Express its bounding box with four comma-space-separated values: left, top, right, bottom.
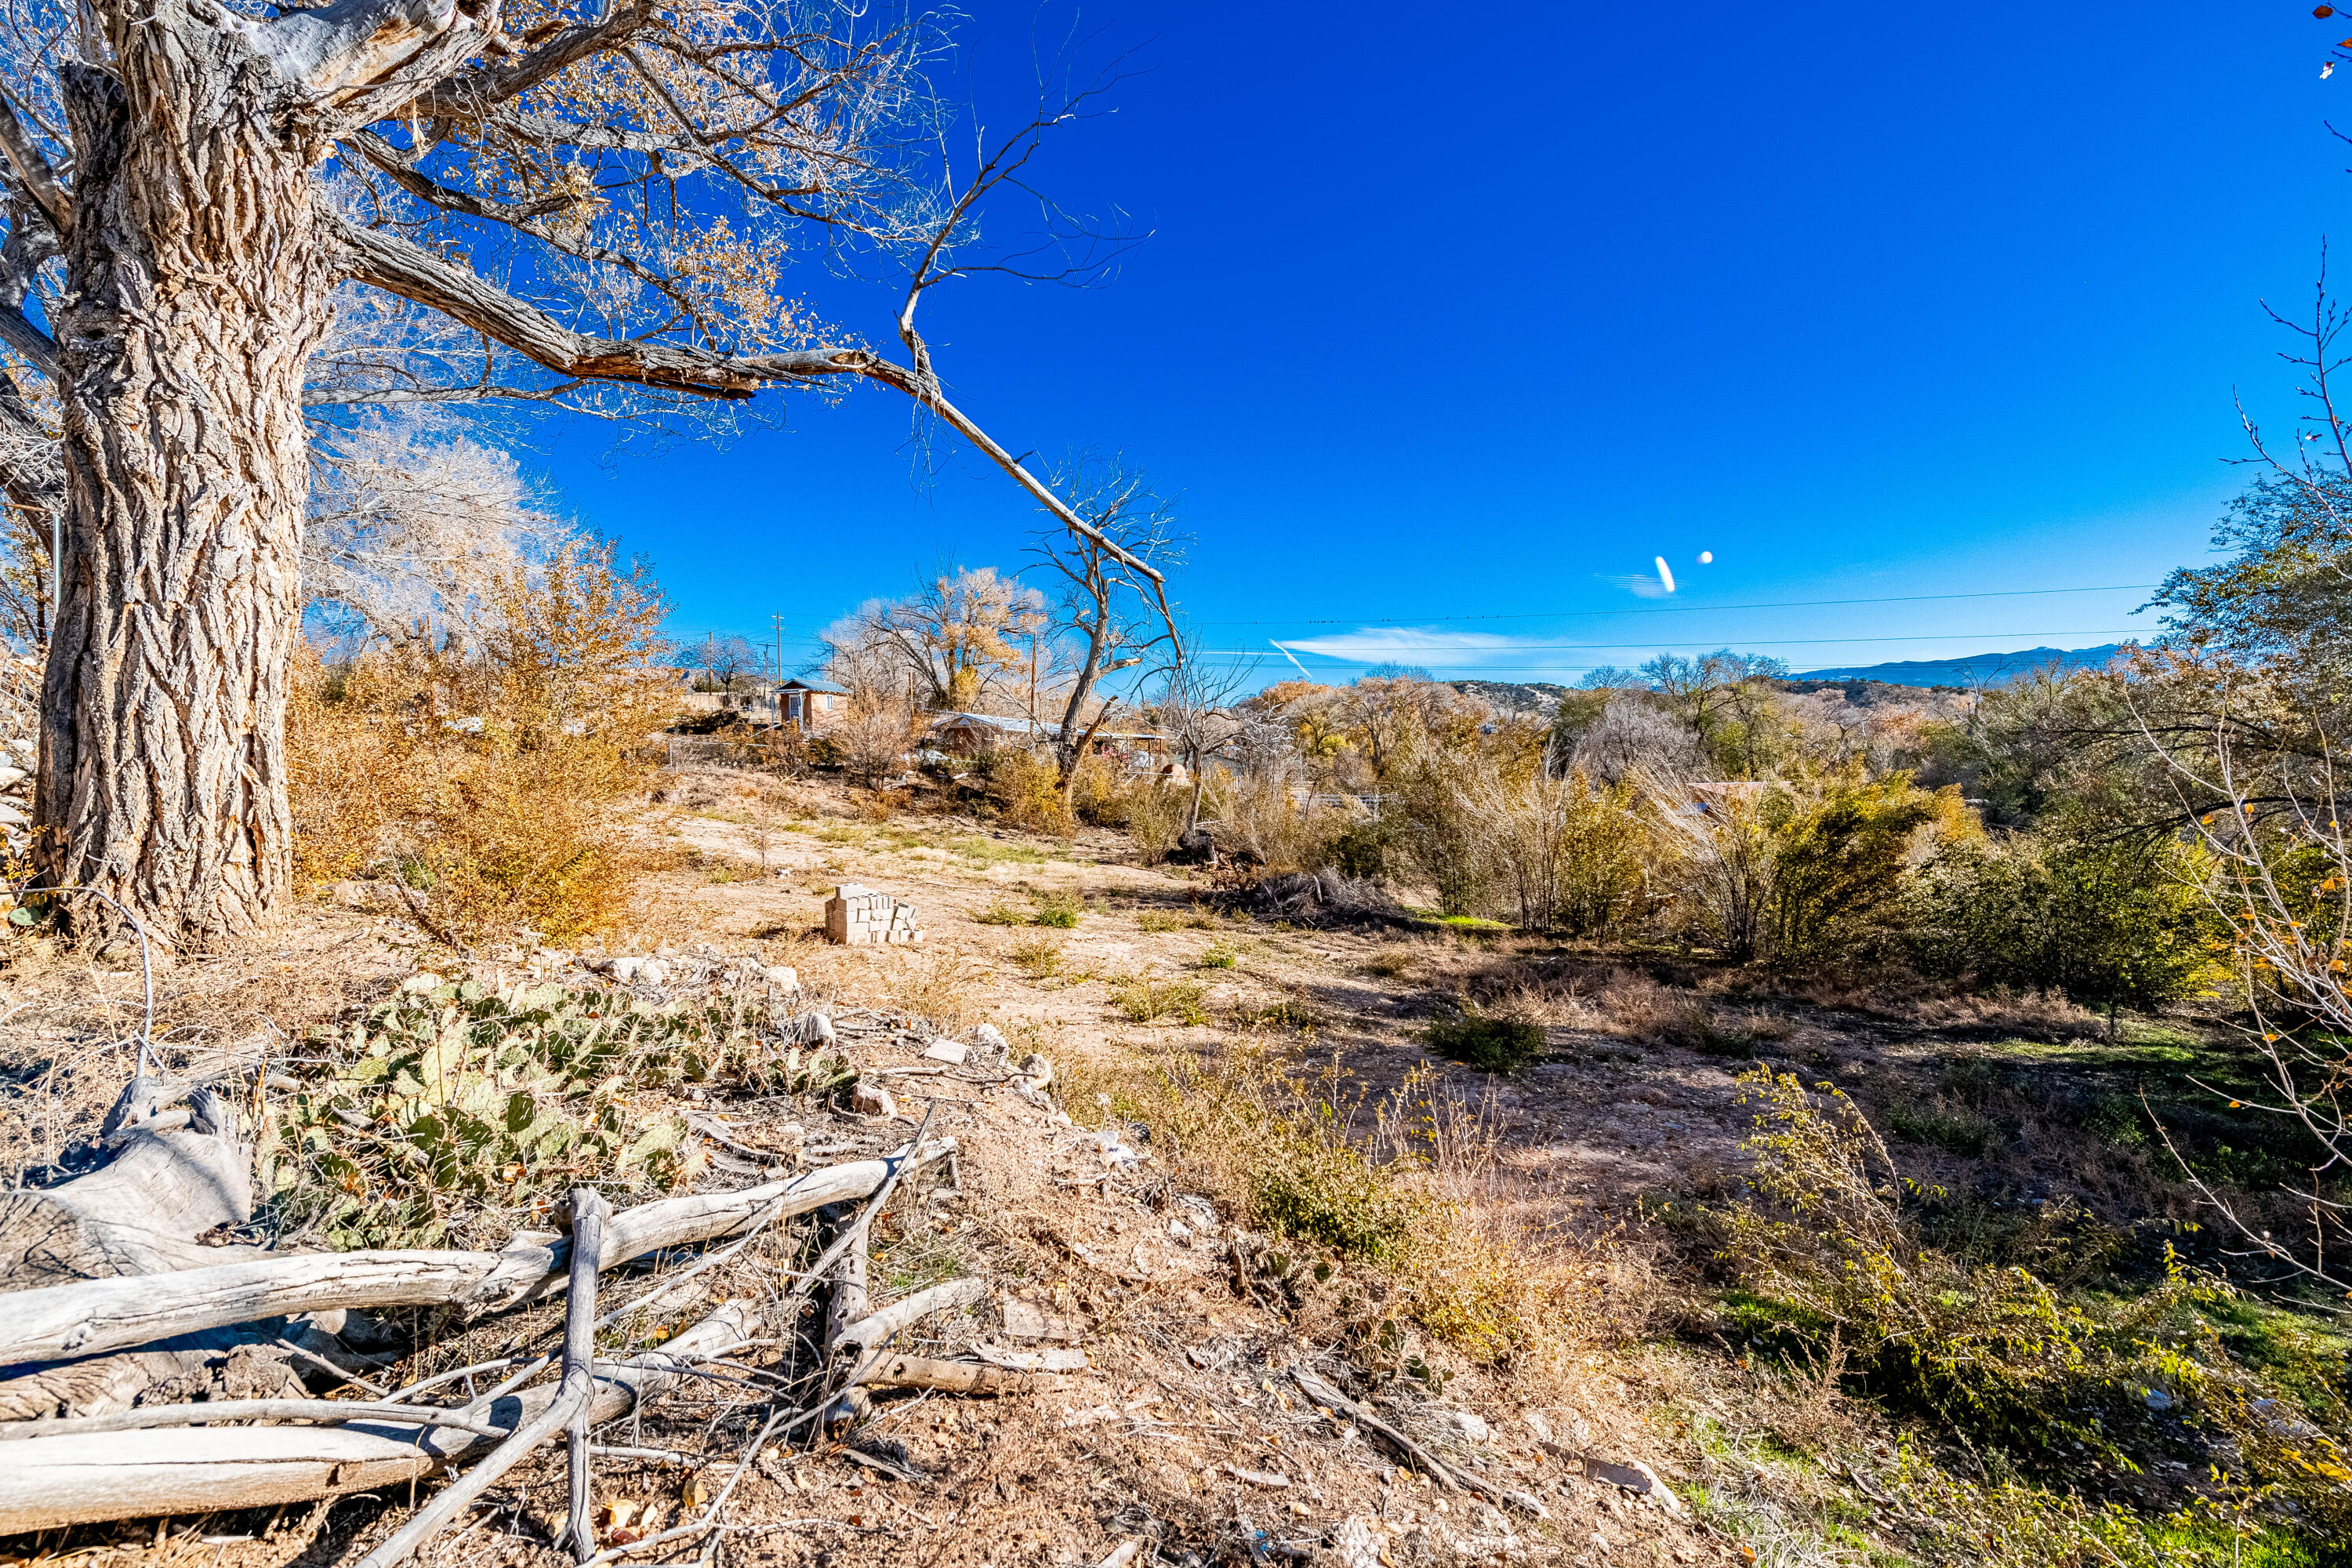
0, 1398, 510, 1441
0, 1300, 755, 1532
350, 1188, 613, 1568
0, 1079, 289, 1422
0, 1145, 952, 1368
1289, 1363, 1546, 1517
831, 1279, 989, 1363
564, 1189, 609, 1565
858, 1353, 1057, 1397
1288, 1364, 1460, 1492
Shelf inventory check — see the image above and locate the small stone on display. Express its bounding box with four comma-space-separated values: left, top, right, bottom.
920, 1039, 968, 1065
1523, 1411, 1552, 1443
763, 965, 799, 989
1439, 1409, 1490, 1444
1015, 1052, 1054, 1088
2145, 1387, 2174, 1411
850, 1079, 898, 1118
971, 1023, 1009, 1056
637, 958, 670, 986
998, 1298, 1081, 1342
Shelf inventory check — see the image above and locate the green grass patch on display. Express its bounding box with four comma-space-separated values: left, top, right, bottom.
1011, 938, 1064, 979
950, 835, 1049, 865
1887, 1100, 2002, 1158
1032, 890, 1083, 927
1111, 975, 1208, 1025
1198, 940, 1240, 969
1139, 906, 1226, 933
1425, 1013, 1545, 1073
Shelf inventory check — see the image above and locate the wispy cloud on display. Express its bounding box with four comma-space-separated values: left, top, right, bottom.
1603, 572, 1675, 599
1279, 627, 1548, 667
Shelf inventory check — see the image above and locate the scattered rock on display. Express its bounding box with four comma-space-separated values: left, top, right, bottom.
1437, 1408, 1491, 1444
920, 1039, 969, 1065
763, 964, 799, 989
850, 1079, 898, 1119
1224, 1465, 1290, 1488
1330, 1517, 1381, 1568
999, 1297, 1082, 1343
971, 1022, 1009, 1058
1582, 1456, 1684, 1516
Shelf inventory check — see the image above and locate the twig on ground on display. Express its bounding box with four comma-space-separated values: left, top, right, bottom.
355, 1190, 610, 1568
566, 1189, 612, 1564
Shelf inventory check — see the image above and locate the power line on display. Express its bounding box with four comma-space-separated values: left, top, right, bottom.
1195, 628, 2145, 656
1192, 583, 2163, 629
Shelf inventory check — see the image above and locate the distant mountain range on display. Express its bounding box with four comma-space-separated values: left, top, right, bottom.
1792, 644, 2128, 687
1440, 644, 2132, 717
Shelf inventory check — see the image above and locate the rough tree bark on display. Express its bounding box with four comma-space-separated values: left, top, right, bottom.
34, 44, 323, 949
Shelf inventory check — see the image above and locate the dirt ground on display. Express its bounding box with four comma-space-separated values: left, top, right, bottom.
0, 766, 2227, 1567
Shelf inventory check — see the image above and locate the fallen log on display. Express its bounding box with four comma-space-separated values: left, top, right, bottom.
858, 1353, 1058, 1397
0, 1298, 756, 1533
0, 1076, 285, 1421
0, 1142, 954, 1369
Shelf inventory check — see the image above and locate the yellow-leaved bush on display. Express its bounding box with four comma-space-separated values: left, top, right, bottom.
289, 539, 673, 942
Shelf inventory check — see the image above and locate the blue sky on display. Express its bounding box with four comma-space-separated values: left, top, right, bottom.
535, 2, 2350, 688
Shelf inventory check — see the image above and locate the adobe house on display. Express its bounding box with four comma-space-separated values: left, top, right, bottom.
778, 679, 848, 732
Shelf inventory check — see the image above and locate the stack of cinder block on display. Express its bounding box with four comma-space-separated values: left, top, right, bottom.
824, 884, 925, 946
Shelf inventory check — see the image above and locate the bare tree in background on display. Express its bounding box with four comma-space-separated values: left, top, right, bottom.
695, 633, 763, 694
1149, 652, 1262, 837
1027, 451, 1183, 792
0, 0, 1156, 946
820, 566, 1043, 713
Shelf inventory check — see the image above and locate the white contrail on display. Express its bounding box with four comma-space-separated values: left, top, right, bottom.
1269, 639, 1312, 678
1655, 557, 1677, 593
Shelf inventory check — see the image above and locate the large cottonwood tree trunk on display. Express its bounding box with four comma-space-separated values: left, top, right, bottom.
34, 44, 323, 949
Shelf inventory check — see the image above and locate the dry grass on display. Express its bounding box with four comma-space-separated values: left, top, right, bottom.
289, 539, 673, 945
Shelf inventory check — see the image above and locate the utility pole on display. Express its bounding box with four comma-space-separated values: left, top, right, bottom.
1028, 631, 1039, 739
771, 613, 786, 720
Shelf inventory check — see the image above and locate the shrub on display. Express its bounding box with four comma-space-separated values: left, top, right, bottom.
1425, 1011, 1546, 1072
1250, 1118, 1424, 1263
1031, 890, 1083, 927
1010, 937, 1064, 979
1764, 775, 1965, 968
1913, 829, 2223, 1024
1198, 939, 1239, 968
1206, 771, 1345, 874
983, 746, 1069, 833
1124, 781, 1191, 865
1066, 752, 1129, 826
973, 899, 1029, 925
1111, 974, 1208, 1023
287, 538, 670, 942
